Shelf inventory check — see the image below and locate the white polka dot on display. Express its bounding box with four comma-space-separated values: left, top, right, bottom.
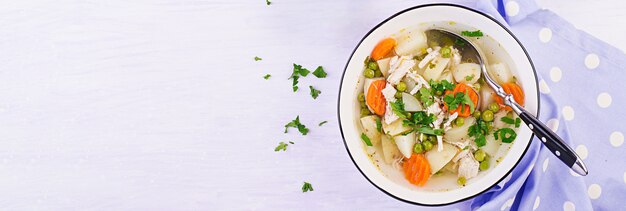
597, 92, 612, 108
556, 151, 561, 156
533, 196, 541, 210
501, 197, 515, 211
547, 118, 559, 132
585, 54, 600, 69
505, 1, 520, 17
539, 28, 552, 43
610, 131, 624, 147
543, 158, 549, 172
575, 145, 588, 160
529, 124, 534, 130
539, 79, 551, 94
588, 184, 602, 199
570, 169, 581, 177
562, 106, 575, 121
550, 67, 562, 82
563, 201, 575, 211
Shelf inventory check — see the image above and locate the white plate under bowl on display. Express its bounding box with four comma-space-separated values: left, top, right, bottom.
337, 4, 539, 206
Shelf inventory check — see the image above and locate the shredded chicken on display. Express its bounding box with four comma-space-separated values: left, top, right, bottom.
443, 112, 459, 131
448, 46, 462, 70
384, 103, 399, 124
387, 56, 415, 85
418, 47, 441, 69
406, 72, 431, 95
457, 153, 480, 179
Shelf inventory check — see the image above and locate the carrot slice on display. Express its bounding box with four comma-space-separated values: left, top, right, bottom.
443, 83, 479, 117
370, 38, 396, 61
494, 83, 525, 111
402, 154, 431, 186
366, 80, 387, 116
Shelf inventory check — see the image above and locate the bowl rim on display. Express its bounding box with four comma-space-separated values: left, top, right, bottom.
336, 3, 540, 206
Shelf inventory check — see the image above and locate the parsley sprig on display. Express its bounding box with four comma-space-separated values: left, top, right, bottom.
284, 116, 309, 135
289, 64, 310, 92
309, 86, 321, 99
468, 119, 489, 147
443, 91, 475, 113
302, 182, 314, 192
312, 66, 327, 78
361, 133, 373, 146
389, 100, 408, 119
274, 141, 294, 152
461, 30, 483, 37
402, 111, 442, 136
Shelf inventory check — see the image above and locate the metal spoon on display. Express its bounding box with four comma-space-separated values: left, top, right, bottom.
429, 28, 588, 176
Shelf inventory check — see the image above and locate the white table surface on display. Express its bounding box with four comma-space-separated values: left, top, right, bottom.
0, 0, 623, 210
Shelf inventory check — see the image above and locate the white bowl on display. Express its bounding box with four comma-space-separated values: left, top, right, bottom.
337, 4, 539, 206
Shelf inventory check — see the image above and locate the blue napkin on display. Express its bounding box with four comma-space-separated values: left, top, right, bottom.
441, 1, 626, 210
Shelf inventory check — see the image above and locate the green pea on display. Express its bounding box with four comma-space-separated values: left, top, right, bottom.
457, 176, 467, 186
473, 111, 481, 118
406, 112, 412, 119
394, 92, 402, 99
413, 143, 424, 154
474, 150, 486, 162
422, 141, 434, 151
489, 102, 500, 112
360, 101, 367, 108
360, 108, 371, 116
374, 70, 382, 77
479, 160, 490, 171
435, 90, 443, 96
428, 135, 437, 144
397, 81, 407, 92
358, 93, 365, 102
482, 110, 494, 122
455, 117, 465, 127
368, 61, 379, 70
364, 69, 375, 78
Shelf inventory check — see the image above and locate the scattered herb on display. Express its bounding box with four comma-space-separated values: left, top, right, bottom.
254, 56, 262, 61
461, 30, 484, 37
289, 64, 310, 92
430, 79, 456, 94
515, 118, 521, 128
403, 111, 439, 135
274, 142, 289, 151
495, 128, 517, 143
389, 100, 408, 119
289, 141, 294, 144
302, 182, 314, 192
443, 91, 475, 113
263, 74, 271, 80
318, 121, 328, 126
416, 127, 444, 136
361, 133, 373, 146
428, 63, 436, 69
418, 87, 434, 107
284, 115, 309, 135
501, 117, 515, 124
265, 0, 271, 5
312, 66, 327, 78
454, 38, 465, 47
375, 117, 382, 133
465, 74, 475, 81
309, 86, 321, 99
468, 119, 489, 147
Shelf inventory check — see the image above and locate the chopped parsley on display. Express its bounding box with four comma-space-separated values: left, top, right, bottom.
284, 115, 309, 135
501, 116, 515, 124
309, 86, 321, 99
254, 56, 262, 61
265, 0, 271, 5
430, 79, 456, 94
443, 91, 475, 113
302, 182, 314, 192
375, 117, 382, 133
468, 119, 489, 147
263, 74, 271, 80
289, 64, 310, 92
418, 87, 434, 107
465, 74, 475, 81
318, 121, 328, 126
389, 100, 408, 119
461, 30, 484, 37
361, 133, 373, 146
312, 66, 327, 78
402, 111, 440, 135
494, 128, 517, 143
274, 142, 289, 151
454, 38, 465, 47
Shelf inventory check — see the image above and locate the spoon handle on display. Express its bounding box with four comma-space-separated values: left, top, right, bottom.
513, 105, 588, 176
